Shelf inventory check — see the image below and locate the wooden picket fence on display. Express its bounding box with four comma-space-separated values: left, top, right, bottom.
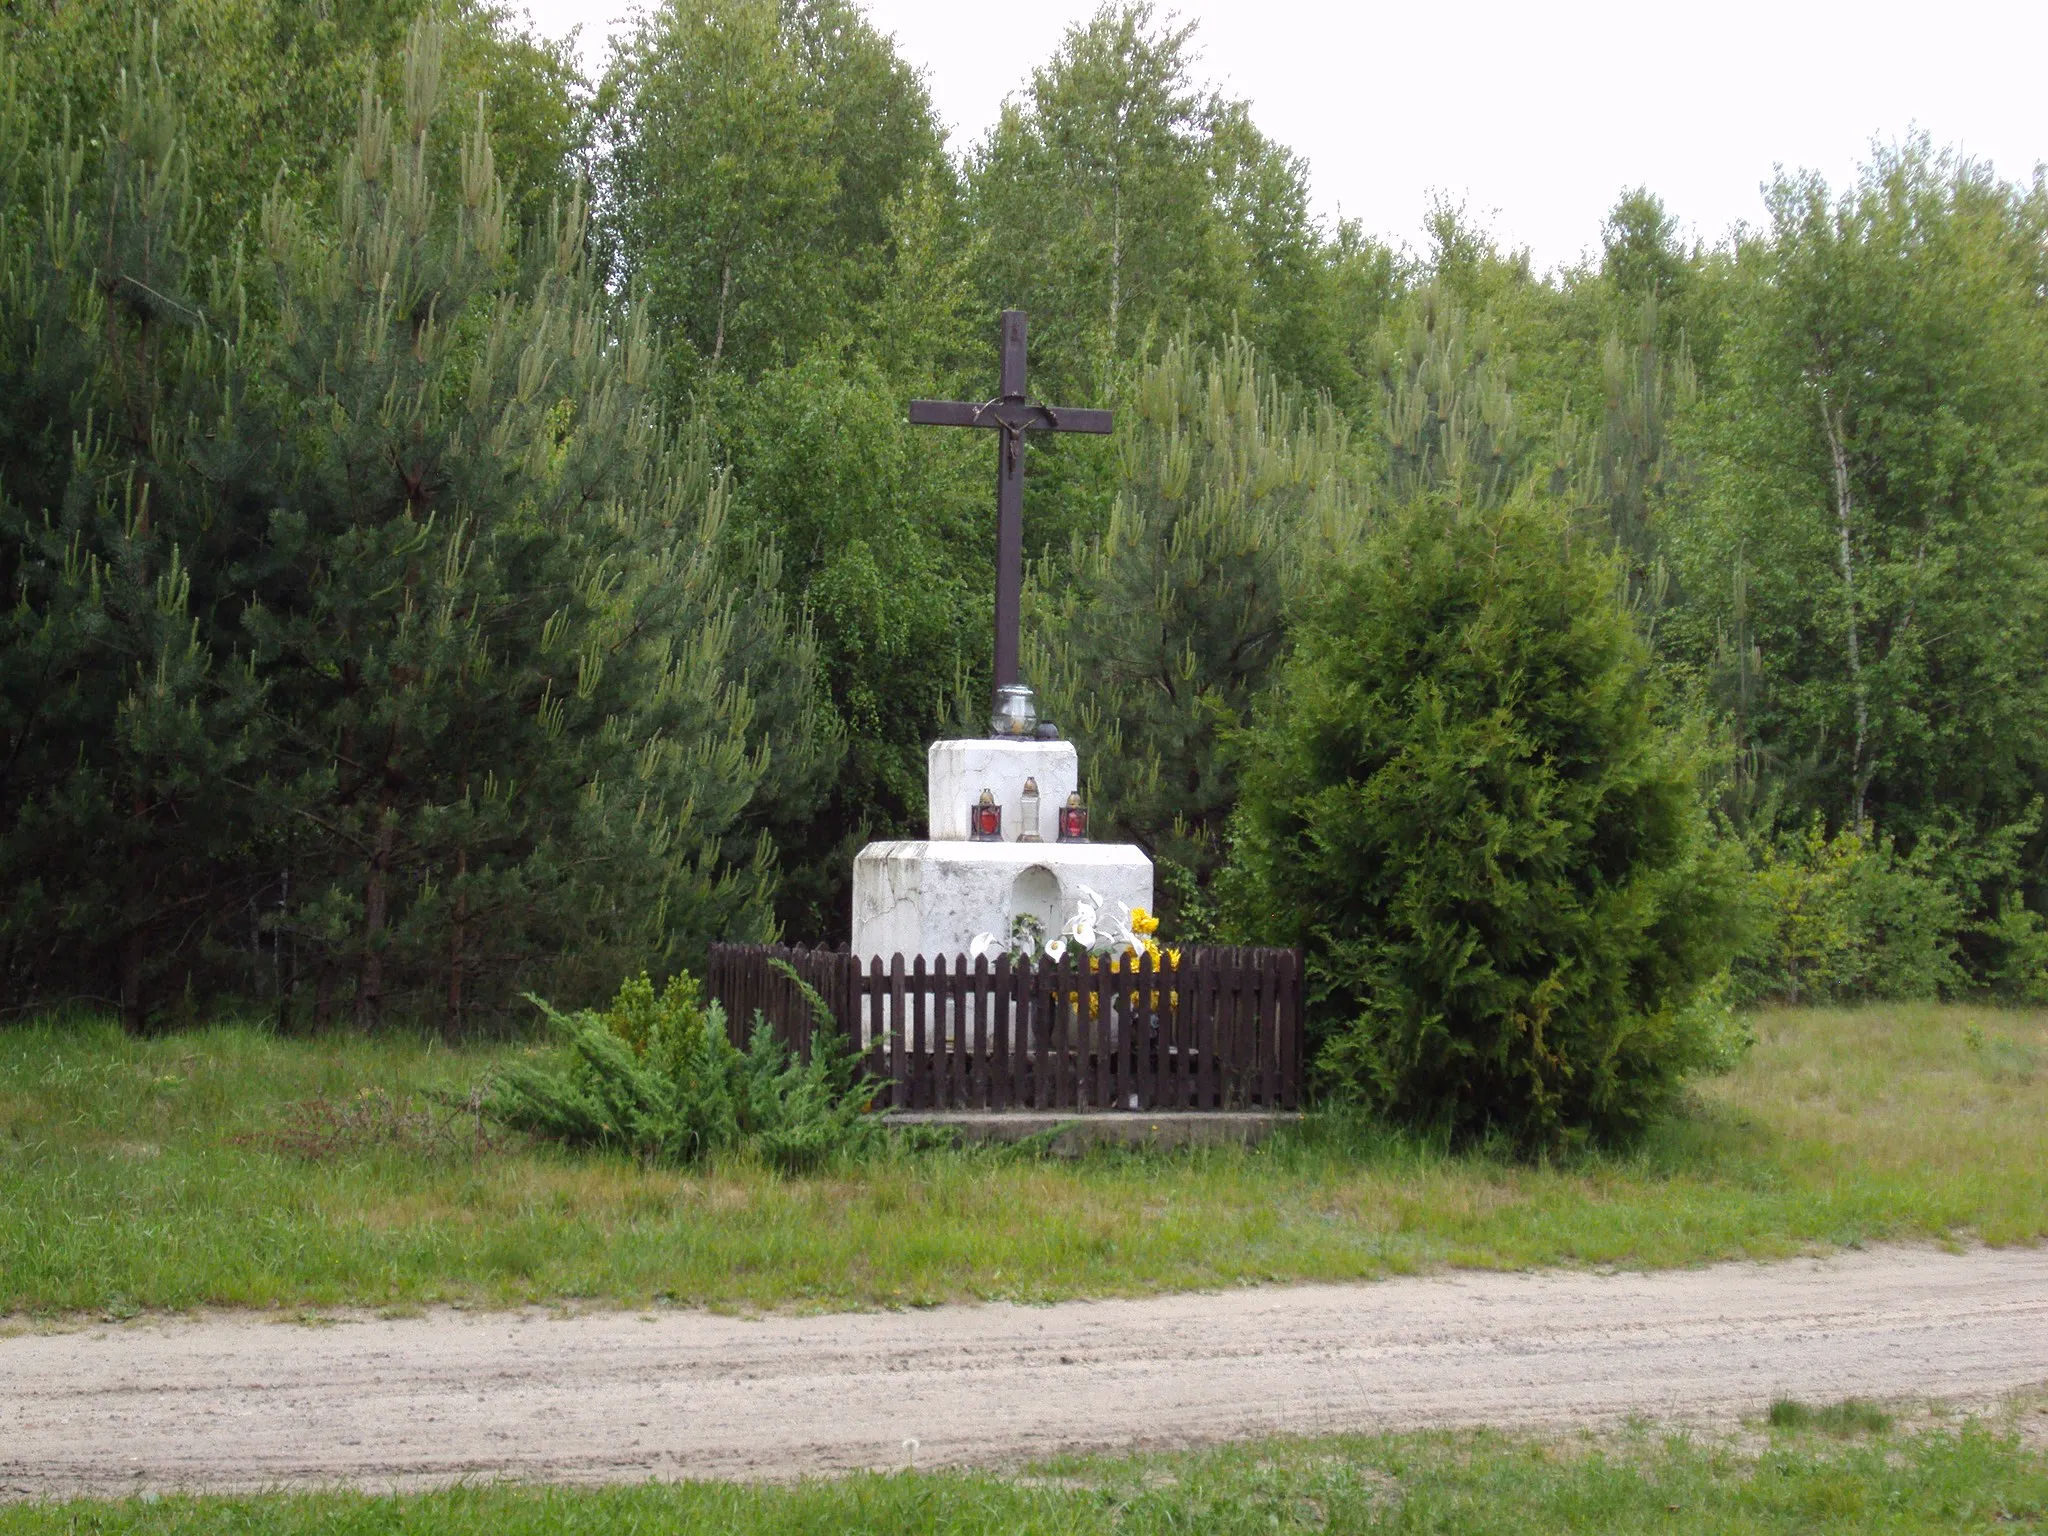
705, 943, 1303, 1112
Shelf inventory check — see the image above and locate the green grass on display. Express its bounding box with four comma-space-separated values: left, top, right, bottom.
1768, 1397, 1896, 1435
4, 1414, 2045, 1533
1, 1004, 2044, 1316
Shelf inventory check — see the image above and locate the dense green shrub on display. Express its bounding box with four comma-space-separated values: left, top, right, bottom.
1727, 812, 2048, 1005
485, 966, 882, 1171
1225, 490, 1743, 1147
1731, 819, 1965, 1004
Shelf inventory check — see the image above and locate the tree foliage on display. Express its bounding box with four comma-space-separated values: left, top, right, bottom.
1027, 336, 1364, 932
0, 26, 831, 1028
1225, 491, 1742, 1146
2, 0, 588, 255
7, 0, 2048, 1074
1663, 144, 2048, 942
598, 0, 946, 382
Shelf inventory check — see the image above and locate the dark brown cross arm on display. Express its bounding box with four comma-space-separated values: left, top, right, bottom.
909, 310, 1112, 704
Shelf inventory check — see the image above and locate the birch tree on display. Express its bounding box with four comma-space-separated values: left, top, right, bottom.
1664, 143, 2048, 881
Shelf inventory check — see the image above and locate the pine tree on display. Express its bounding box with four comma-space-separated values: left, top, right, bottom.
0, 60, 271, 1028
1373, 285, 1529, 507
0, 26, 834, 1027
228, 28, 830, 1025
1025, 337, 1364, 929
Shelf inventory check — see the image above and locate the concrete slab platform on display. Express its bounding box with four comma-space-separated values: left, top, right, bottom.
886, 1109, 1298, 1154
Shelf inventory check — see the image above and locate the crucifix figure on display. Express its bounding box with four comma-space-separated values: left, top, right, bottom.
910, 310, 1112, 712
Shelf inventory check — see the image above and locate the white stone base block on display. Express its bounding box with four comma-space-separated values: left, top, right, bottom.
851, 839, 1153, 966
926, 738, 1078, 843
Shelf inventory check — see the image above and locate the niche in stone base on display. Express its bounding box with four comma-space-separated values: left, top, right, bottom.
1009, 864, 1061, 945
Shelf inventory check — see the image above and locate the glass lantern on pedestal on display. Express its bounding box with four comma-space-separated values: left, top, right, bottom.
968, 788, 1003, 841
990, 683, 1038, 738
1018, 777, 1042, 841
1057, 791, 1089, 842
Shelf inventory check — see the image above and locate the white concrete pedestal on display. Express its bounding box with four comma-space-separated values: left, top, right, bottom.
851, 839, 1153, 966
850, 736, 1154, 965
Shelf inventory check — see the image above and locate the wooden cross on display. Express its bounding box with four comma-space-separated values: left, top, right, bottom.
910, 310, 1112, 706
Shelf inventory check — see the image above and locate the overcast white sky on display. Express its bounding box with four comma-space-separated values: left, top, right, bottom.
519, 0, 2048, 273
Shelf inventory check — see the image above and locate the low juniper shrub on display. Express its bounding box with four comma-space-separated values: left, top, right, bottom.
484, 963, 883, 1172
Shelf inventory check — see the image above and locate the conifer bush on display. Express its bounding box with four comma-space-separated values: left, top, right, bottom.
1226, 492, 1743, 1147
486, 965, 882, 1171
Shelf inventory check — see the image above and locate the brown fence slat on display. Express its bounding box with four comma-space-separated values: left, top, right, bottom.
1276, 949, 1297, 1111
1246, 950, 1263, 1108
946, 952, 962, 1111
1245, 949, 1263, 1109
1004, 954, 1021, 1109
1080, 959, 1093, 1112
1017, 954, 1034, 1109
909, 955, 928, 1110
949, 953, 966, 1111
1147, 950, 1166, 1110
969, 953, 988, 1109
1075, 956, 1091, 1110
873, 954, 887, 1084
1255, 949, 1270, 1108
1261, 950, 1277, 1105
1139, 951, 1156, 1111
1136, 950, 1154, 1112
1232, 948, 1253, 1110
887, 953, 907, 1109
1214, 949, 1233, 1110
1199, 950, 1220, 1110
1064, 952, 1081, 1110
1158, 951, 1179, 1108
988, 954, 1010, 1110
1170, 950, 1188, 1109
1028, 955, 1048, 1110
933, 953, 953, 1110
1045, 953, 1062, 1111
1238, 948, 1257, 1109
961, 952, 975, 1110
1178, 950, 1196, 1108
1039, 954, 1057, 1111
1074, 954, 1088, 1109
1208, 949, 1226, 1110
1097, 955, 1116, 1111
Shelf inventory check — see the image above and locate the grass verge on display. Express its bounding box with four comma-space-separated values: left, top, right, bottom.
1, 1003, 2044, 1315
3, 1412, 2045, 1533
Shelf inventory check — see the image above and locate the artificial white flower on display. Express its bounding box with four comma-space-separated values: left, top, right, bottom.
968, 932, 999, 962
1043, 937, 1068, 962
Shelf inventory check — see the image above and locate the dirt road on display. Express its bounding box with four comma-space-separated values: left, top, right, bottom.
4, 1244, 2045, 1498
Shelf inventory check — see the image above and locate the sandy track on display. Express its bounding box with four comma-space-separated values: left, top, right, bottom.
4, 1244, 2046, 1498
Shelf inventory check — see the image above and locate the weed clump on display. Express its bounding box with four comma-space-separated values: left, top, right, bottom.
1766, 1397, 1894, 1435
256, 1087, 509, 1162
